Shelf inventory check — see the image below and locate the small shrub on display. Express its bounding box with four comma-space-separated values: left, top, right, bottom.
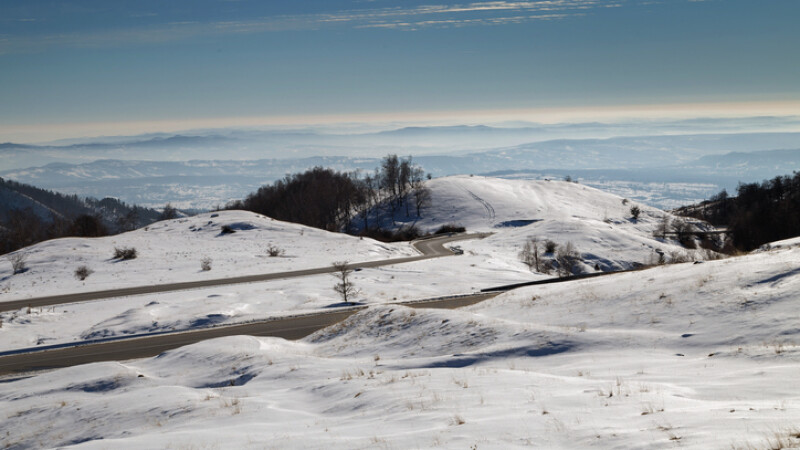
266, 245, 284, 257
435, 224, 466, 234
544, 240, 557, 254
630, 206, 641, 220
200, 257, 212, 271
220, 225, 235, 234
113, 247, 138, 260
9, 253, 27, 274
74, 265, 93, 280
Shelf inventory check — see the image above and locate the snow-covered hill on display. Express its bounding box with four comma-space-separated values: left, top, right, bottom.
0, 210, 415, 300
2, 238, 798, 448
381, 175, 717, 272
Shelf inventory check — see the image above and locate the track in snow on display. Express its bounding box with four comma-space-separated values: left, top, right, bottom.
462, 187, 496, 223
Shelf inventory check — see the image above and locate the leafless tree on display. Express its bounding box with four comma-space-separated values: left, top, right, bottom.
9, 253, 27, 274
555, 242, 580, 277
413, 186, 431, 217
332, 261, 360, 304
655, 215, 671, 239
519, 237, 542, 272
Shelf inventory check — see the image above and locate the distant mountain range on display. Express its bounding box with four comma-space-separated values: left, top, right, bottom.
2, 145, 798, 210
3, 119, 800, 170
2, 125, 799, 210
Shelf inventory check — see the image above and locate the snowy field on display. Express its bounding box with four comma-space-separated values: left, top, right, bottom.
1, 239, 799, 449
0, 177, 713, 351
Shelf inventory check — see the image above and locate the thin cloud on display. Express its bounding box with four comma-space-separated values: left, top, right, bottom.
0, 0, 628, 53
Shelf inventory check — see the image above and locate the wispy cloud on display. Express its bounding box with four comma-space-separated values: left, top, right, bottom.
0, 0, 627, 53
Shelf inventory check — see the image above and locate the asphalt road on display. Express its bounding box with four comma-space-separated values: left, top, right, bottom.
0, 232, 489, 313
0, 292, 500, 375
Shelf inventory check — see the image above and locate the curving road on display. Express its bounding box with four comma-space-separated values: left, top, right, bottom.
0, 232, 490, 313
0, 292, 500, 375
0, 232, 495, 375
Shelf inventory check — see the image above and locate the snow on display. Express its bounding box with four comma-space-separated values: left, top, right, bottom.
390, 175, 717, 272
3, 176, 796, 449
2, 243, 799, 449
0, 210, 416, 300
0, 177, 716, 351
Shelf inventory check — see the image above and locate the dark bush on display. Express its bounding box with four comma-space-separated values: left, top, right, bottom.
74, 265, 93, 280
359, 225, 426, 242
266, 245, 284, 257
113, 247, 137, 260
434, 224, 466, 234
544, 240, 557, 254
220, 225, 235, 234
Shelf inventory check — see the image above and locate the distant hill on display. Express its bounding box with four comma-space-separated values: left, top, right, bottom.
356, 175, 718, 273
0, 177, 161, 254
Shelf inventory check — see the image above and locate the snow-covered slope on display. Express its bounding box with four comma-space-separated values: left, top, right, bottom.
2, 242, 798, 449
0, 210, 415, 300
385, 175, 717, 272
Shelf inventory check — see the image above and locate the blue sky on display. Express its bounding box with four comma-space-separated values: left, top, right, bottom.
1, 0, 799, 141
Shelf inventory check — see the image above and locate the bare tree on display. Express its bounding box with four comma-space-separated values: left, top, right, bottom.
413, 186, 431, 217
381, 155, 400, 200
655, 215, 671, 239
8, 253, 27, 274
401, 164, 430, 217
519, 237, 541, 272
555, 242, 580, 277
331, 261, 360, 304
399, 157, 413, 216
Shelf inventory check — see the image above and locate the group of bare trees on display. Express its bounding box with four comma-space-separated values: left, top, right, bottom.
519, 237, 582, 277
231, 155, 431, 236
357, 155, 431, 230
